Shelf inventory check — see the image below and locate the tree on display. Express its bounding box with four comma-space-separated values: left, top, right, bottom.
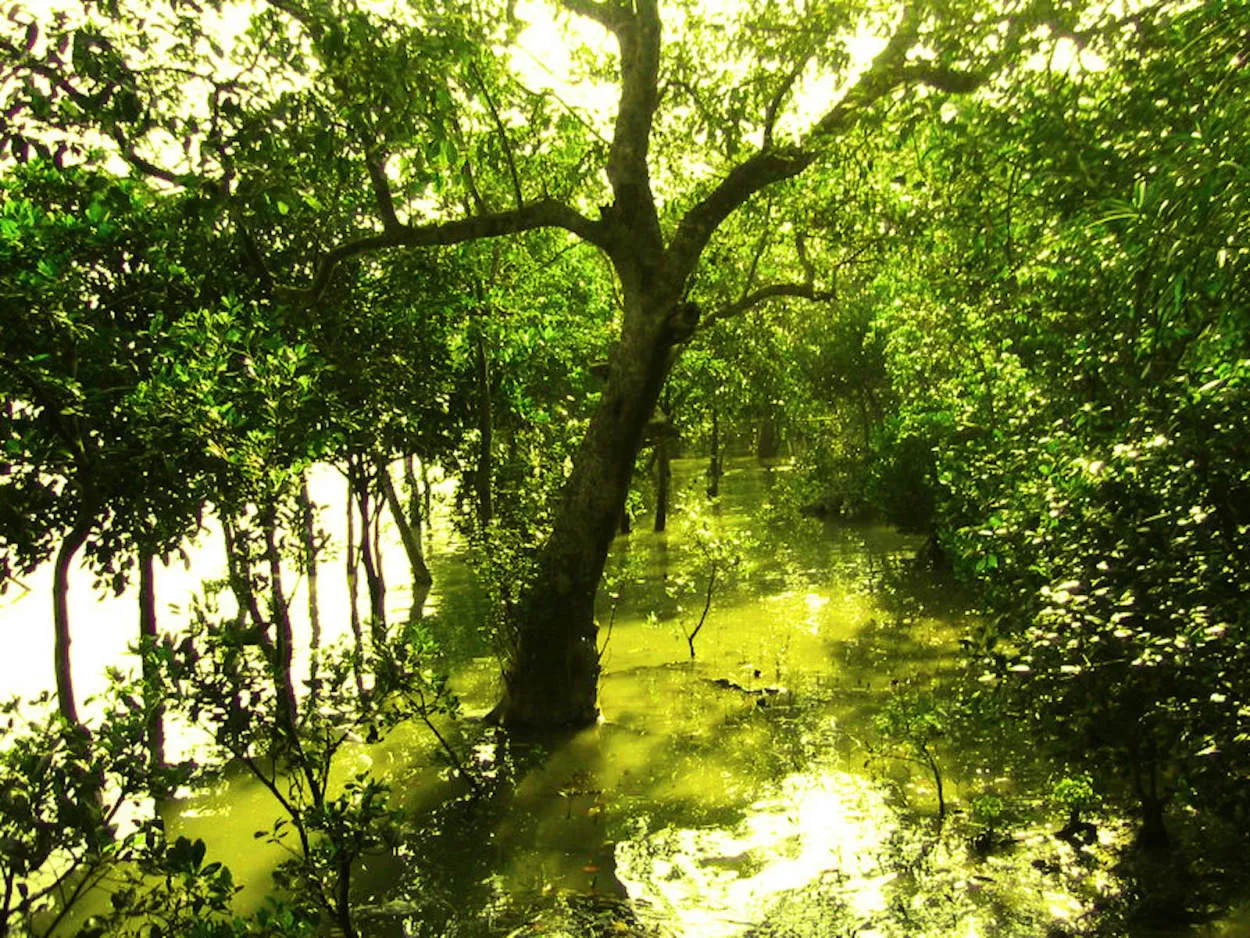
858, 0, 1250, 845
0, 164, 221, 729
2, 0, 1095, 729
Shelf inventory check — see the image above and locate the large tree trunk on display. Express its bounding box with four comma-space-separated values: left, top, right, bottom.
496, 299, 678, 730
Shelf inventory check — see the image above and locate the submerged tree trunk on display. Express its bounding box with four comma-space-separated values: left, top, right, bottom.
404, 455, 432, 619
707, 406, 721, 498
53, 502, 95, 730
138, 550, 166, 770
404, 455, 427, 542
347, 458, 386, 644
654, 434, 671, 533
378, 458, 432, 622
495, 297, 681, 730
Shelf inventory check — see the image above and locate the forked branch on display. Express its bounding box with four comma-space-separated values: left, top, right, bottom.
277, 199, 607, 305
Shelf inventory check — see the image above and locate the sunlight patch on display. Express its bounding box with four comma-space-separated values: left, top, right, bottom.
615, 770, 894, 936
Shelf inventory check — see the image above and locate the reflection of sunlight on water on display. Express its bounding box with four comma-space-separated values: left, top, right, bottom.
803, 592, 828, 635
615, 769, 894, 937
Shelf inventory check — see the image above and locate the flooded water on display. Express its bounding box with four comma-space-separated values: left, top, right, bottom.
2, 459, 1241, 936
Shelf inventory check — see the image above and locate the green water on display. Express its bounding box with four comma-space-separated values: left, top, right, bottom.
153, 460, 1236, 937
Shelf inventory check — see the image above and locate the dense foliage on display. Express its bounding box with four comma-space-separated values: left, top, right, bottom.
836, 0, 1250, 848
4, 0, 1249, 931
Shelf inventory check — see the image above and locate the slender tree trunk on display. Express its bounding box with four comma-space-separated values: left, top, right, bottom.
261, 509, 299, 738
420, 458, 432, 526
707, 406, 721, 498
138, 550, 166, 770
403, 455, 426, 544
404, 455, 432, 621
378, 458, 432, 622
345, 479, 365, 698
222, 515, 268, 642
371, 484, 385, 620
473, 326, 494, 528
52, 503, 95, 730
496, 296, 677, 730
654, 435, 671, 533
685, 563, 717, 659
298, 475, 322, 701
351, 462, 386, 644
334, 856, 358, 938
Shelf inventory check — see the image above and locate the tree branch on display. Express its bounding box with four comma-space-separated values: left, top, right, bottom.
668, 5, 926, 277
560, 0, 629, 35
739, 198, 773, 300
570, 0, 662, 254
365, 154, 402, 234
278, 199, 606, 304
700, 281, 835, 332
794, 230, 815, 284
763, 53, 812, 149
701, 236, 880, 331
668, 146, 811, 274
901, 63, 985, 93
470, 60, 525, 210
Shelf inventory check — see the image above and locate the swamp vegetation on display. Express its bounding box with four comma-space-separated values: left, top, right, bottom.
2, 0, 1250, 934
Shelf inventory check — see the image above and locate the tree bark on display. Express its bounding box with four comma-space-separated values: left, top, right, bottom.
496, 295, 678, 730
345, 483, 366, 699
222, 514, 268, 641
473, 326, 494, 528
138, 550, 166, 770
707, 406, 721, 498
349, 459, 386, 644
262, 509, 299, 739
378, 458, 432, 622
756, 416, 781, 460
654, 434, 671, 533
298, 475, 322, 701
52, 502, 95, 730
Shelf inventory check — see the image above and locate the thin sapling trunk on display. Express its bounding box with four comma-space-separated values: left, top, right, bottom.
52, 501, 95, 730
684, 563, 718, 659
298, 474, 322, 702
138, 550, 166, 770
345, 483, 366, 699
